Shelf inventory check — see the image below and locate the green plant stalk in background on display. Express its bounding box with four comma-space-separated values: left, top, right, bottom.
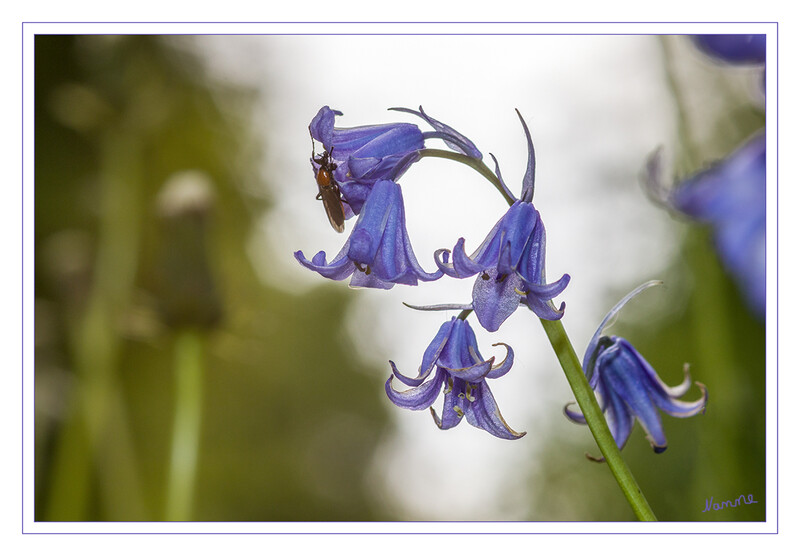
44, 130, 147, 521
165, 329, 205, 521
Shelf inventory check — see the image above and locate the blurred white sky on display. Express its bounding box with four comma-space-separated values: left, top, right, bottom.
191, 34, 681, 519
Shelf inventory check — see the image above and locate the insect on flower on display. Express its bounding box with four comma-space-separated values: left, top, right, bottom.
312, 146, 346, 233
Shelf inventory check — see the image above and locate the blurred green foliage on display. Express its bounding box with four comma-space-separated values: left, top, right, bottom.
35, 35, 392, 521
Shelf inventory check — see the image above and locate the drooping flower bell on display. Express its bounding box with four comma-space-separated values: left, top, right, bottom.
385, 316, 524, 440
648, 133, 766, 317
691, 34, 766, 66
294, 179, 442, 289
564, 281, 708, 454
434, 111, 569, 331
309, 106, 425, 216
309, 105, 481, 217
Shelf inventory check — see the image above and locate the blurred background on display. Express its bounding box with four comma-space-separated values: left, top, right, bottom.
34, 34, 766, 522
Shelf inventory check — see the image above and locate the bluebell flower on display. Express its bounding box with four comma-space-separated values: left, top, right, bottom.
310, 106, 425, 215
650, 133, 766, 316
433, 112, 569, 331
691, 34, 766, 66
385, 317, 524, 440
295, 179, 442, 289
565, 282, 708, 454
436, 202, 570, 331
310, 105, 481, 217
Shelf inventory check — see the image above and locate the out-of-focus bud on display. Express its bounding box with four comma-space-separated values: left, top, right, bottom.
155, 170, 223, 329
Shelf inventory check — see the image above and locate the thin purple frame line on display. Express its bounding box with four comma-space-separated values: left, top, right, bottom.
20, 33, 778, 38
22, 34, 772, 530
771, 22, 780, 535
21, 40, 770, 530
19, 20, 781, 24
21, 21, 25, 536
20, 531, 780, 535
22, 25, 777, 532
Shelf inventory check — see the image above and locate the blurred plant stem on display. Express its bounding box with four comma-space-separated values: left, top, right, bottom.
44, 129, 147, 520
165, 329, 205, 521
658, 36, 702, 173
658, 34, 761, 517
540, 319, 658, 521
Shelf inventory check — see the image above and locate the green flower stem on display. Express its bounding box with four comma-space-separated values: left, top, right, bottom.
422, 141, 657, 520
417, 149, 516, 205
540, 318, 657, 521
165, 329, 205, 521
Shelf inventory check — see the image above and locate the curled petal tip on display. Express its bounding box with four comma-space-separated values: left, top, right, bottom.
434, 247, 452, 266
385, 373, 443, 410
485, 342, 514, 379
429, 406, 440, 428
563, 402, 586, 424
429, 406, 455, 430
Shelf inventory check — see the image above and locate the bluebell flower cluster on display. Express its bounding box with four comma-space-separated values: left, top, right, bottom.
296, 105, 706, 449
565, 282, 708, 454
295, 106, 570, 439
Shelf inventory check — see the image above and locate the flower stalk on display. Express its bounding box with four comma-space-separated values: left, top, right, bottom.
440, 140, 658, 521
165, 329, 205, 521
418, 148, 516, 205
540, 318, 657, 521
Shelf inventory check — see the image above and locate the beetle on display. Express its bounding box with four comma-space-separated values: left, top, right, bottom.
312, 147, 346, 233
